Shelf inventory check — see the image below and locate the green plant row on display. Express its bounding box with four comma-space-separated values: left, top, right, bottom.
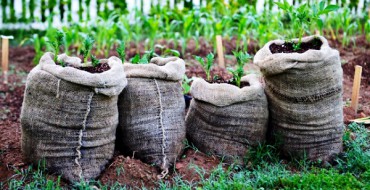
12, 1, 370, 65
1, 0, 367, 24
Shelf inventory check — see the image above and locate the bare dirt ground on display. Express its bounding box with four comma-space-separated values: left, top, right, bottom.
0, 36, 369, 188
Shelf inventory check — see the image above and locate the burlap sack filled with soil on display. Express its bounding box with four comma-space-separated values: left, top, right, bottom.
118, 57, 186, 177
21, 52, 127, 182
185, 74, 268, 163
254, 35, 343, 161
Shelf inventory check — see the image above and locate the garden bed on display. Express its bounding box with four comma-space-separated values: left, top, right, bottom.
0, 36, 369, 188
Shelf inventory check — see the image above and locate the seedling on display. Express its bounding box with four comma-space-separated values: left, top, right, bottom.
275, 0, 339, 50
195, 53, 214, 81
155, 44, 180, 57
227, 51, 252, 88
116, 40, 126, 62
47, 30, 65, 64
130, 50, 158, 64
80, 35, 95, 64
91, 55, 100, 67
131, 54, 141, 64
182, 75, 194, 95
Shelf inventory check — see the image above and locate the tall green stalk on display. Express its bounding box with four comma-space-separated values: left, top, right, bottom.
85, 0, 91, 21
21, 0, 26, 22
140, 0, 144, 13
78, 0, 83, 21
49, 0, 57, 18
29, 0, 35, 21
1, 0, 8, 23
41, 0, 46, 22
59, 0, 65, 22
9, 0, 15, 22
67, 0, 72, 22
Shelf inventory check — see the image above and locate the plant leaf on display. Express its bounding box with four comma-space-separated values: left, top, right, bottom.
131, 54, 140, 64
320, 5, 339, 14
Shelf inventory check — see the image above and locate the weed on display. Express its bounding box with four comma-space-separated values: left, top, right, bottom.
280, 169, 364, 189
115, 165, 125, 176
183, 139, 199, 152
336, 123, 370, 176
7, 160, 62, 190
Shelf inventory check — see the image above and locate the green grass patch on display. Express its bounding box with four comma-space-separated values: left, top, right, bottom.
3, 123, 370, 189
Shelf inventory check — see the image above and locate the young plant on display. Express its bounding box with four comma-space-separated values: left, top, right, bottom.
195, 53, 214, 81
47, 30, 65, 64
91, 55, 100, 67
182, 75, 194, 95
154, 44, 180, 57
227, 51, 252, 88
116, 40, 126, 62
80, 35, 95, 64
130, 50, 158, 64
275, 0, 339, 50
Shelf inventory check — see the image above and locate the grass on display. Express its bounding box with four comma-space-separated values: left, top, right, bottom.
3, 123, 370, 189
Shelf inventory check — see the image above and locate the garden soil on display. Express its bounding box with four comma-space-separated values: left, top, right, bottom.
0, 35, 369, 188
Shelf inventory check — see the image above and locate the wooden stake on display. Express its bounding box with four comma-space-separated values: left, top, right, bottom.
351, 65, 362, 113
216, 35, 225, 68
1, 35, 14, 84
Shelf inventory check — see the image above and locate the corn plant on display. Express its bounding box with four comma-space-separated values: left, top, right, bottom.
1, 0, 7, 22
182, 75, 194, 95
9, 0, 15, 22
80, 35, 95, 64
131, 50, 158, 64
91, 55, 100, 67
29, 0, 35, 21
116, 40, 126, 62
20, 34, 46, 65
47, 30, 65, 64
154, 44, 180, 57
227, 51, 252, 88
275, 0, 339, 50
146, 16, 161, 48
195, 53, 214, 81
365, 20, 370, 41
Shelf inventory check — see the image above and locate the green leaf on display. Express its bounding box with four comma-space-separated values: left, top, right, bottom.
317, 18, 323, 30
195, 56, 205, 67
164, 49, 180, 57
131, 54, 140, 64
116, 40, 126, 62
320, 5, 339, 14
274, 2, 287, 11
91, 55, 100, 67
319, 1, 325, 11
139, 55, 149, 64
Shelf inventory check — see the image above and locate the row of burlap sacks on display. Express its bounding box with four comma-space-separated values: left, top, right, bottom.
20, 54, 187, 182
187, 36, 343, 164
21, 35, 344, 183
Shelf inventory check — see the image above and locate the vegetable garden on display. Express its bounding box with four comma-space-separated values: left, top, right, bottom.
0, 0, 370, 189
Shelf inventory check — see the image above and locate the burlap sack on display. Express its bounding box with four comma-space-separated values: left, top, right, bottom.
118, 57, 186, 177
254, 35, 343, 161
21, 52, 127, 182
185, 74, 268, 163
